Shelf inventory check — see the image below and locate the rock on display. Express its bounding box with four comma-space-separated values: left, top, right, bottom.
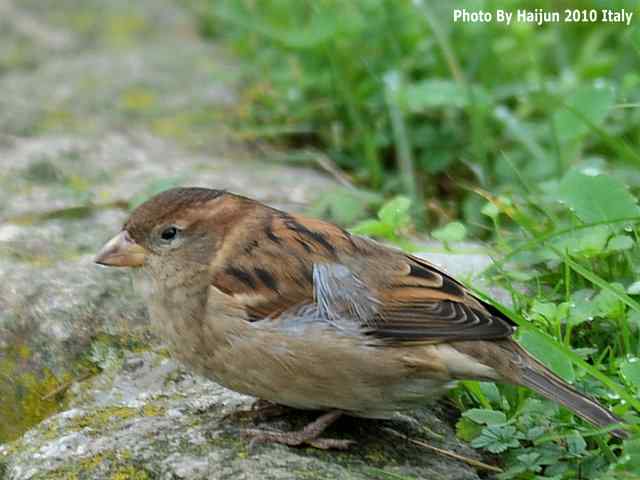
0, 0, 334, 445
0, 244, 149, 441
0, 351, 484, 480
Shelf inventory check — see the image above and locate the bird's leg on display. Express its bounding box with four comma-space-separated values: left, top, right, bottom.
241, 410, 355, 450
222, 399, 289, 423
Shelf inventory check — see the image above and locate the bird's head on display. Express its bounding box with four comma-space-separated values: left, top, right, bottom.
95, 187, 244, 274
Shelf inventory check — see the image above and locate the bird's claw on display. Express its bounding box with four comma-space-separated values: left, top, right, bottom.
241, 409, 353, 451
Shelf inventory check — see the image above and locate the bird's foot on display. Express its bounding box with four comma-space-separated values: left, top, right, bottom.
241, 410, 355, 450
223, 399, 289, 423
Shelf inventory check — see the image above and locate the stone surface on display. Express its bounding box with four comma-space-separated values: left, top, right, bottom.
0, 351, 483, 480
0, 0, 334, 445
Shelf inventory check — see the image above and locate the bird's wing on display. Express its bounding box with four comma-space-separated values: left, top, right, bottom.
362, 254, 515, 342
210, 210, 350, 321
211, 210, 514, 342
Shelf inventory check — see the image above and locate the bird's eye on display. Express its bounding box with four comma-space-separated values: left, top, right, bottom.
160, 226, 178, 241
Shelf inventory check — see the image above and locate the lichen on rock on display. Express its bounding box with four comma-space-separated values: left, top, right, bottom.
1, 351, 483, 480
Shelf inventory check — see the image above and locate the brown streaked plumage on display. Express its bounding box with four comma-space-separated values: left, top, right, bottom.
95, 187, 628, 447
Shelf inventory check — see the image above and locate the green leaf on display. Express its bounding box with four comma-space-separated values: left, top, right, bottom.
566, 432, 587, 457
456, 416, 482, 442
535, 443, 564, 467
550, 226, 610, 259
515, 452, 543, 473
567, 289, 598, 326
404, 79, 466, 110
481, 201, 500, 219
553, 84, 615, 143
520, 397, 551, 418
351, 196, 412, 241
471, 425, 521, 453
461, 381, 492, 409
593, 283, 627, 319
529, 301, 558, 323
518, 330, 575, 382
558, 170, 640, 224
431, 221, 467, 243
411, 79, 465, 108
377, 196, 412, 227
350, 219, 392, 238
403, 79, 490, 112
607, 235, 634, 252
462, 408, 507, 426
479, 382, 502, 405
525, 426, 546, 442
571, 226, 610, 256
620, 358, 640, 388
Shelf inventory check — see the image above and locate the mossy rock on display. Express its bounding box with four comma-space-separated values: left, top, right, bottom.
0, 351, 486, 480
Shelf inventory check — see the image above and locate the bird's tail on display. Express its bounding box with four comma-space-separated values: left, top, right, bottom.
517, 356, 627, 438
454, 339, 628, 439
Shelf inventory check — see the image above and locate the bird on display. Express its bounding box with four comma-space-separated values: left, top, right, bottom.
95, 187, 628, 448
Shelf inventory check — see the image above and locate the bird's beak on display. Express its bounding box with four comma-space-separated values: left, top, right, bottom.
95, 230, 147, 267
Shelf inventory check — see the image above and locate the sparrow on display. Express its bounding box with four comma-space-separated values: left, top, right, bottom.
95, 187, 627, 448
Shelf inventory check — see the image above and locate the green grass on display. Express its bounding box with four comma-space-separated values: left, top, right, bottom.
188, 0, 640, 229
449, 177, 640, 478
185, 0, 640, 477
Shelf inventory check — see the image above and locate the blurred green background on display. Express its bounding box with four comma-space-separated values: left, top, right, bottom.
189, 0, 640, 232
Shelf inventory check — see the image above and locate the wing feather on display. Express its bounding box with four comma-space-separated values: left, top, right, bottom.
211, 209, 515, 342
